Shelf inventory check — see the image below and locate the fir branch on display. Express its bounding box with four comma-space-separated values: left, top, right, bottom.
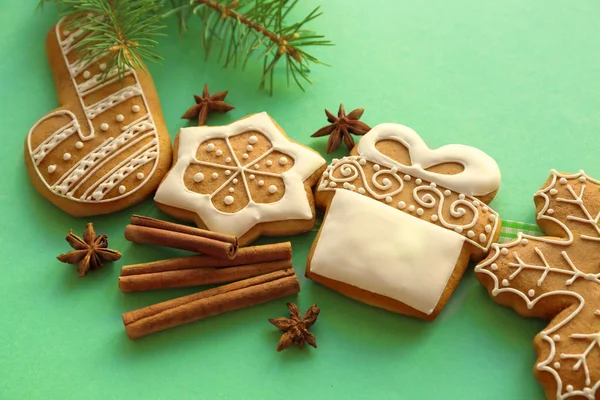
39, 0, 332, 94
50, 0, 166, 80
181, 0, 332, 94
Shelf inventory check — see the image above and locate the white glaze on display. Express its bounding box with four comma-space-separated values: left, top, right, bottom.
311, 190, 465, 315
318, 156, 499, 251
53, 118, 155, 196
154, 112, 326, 237
357, 123, 500, 196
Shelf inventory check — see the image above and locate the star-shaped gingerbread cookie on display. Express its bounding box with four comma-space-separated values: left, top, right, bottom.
154, 112, 326, 245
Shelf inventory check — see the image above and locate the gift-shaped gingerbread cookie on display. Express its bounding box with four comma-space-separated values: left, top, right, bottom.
476, 170, 600, 400
25, 17, 172, 216
154, 112, 327, 245
306, 123, 502, 320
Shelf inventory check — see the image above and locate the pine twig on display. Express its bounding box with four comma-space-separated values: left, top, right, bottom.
39, 0, 332, 94
168, 0, 332, 93
52, 0, 166, 80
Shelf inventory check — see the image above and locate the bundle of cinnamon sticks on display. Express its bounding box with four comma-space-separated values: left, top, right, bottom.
121, 215, 300, 339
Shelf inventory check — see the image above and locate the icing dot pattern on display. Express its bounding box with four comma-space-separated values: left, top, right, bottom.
28, 21, 164, 205
473, 170, 600, 400
184, 131, 297, 213
194, 173, 204, 182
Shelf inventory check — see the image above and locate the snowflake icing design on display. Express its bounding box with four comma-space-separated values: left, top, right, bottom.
475, 170, 600, 400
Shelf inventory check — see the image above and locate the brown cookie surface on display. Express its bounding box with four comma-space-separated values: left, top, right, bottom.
476, 170, 600, 400
25, 18, 172, 216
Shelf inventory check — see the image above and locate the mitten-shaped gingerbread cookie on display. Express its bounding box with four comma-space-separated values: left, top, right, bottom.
25, 17, 172, 216
476, 170, 600, 400
154, 112, 327, 246
306, 123, 502, 321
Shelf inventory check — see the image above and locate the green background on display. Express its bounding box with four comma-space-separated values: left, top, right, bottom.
2, 1, 599, 399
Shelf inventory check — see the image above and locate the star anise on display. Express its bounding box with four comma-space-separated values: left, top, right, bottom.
57, 223, 122, 277
268, 303, 320, 351
311, 104, 371, 153
181, 84, 235, 126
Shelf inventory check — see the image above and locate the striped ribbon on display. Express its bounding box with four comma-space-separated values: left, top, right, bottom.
499, 219, 544, 243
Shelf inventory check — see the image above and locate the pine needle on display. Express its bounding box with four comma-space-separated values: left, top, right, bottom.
53, 0, 165, 80
39, 0, 332, 94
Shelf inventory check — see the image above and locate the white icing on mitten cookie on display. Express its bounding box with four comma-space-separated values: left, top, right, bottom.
25, 17, 171, 216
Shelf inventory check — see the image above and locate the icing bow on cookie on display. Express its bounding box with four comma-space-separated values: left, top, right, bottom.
318, 123, 502, 251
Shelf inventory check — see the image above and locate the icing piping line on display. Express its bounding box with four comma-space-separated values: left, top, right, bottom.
318, 156, 498, 251
89, 142, 158, 200
25, 17, 161, 204
475, 170, 600, 399
54, 119, 154, 192
77, 131, 156, 198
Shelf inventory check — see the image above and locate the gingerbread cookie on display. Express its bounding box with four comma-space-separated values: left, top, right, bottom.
154, 112, 327, 245
476, 170, 600, 400
306, 123, 502, 320
25, 17, 172, 216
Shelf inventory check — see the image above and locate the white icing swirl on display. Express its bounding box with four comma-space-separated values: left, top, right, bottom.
413, 186, 478, 230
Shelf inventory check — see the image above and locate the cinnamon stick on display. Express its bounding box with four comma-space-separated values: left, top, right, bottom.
118, 242, 293, 292
124, 215, 238, 259
120, 242, 292, 276
119, 259, 292, 292
122, 269, 300, 339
